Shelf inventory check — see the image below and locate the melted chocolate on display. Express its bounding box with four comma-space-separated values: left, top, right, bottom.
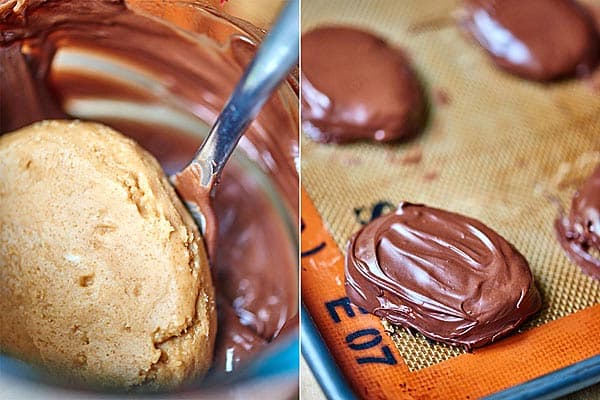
345, 203, 542, 350
460, 0, 600, 81
301, 26, 426, 144
1, 0, 297, 377
555, 165, 600, 280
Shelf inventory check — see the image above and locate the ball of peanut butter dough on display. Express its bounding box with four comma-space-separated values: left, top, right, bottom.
0, 120, 216, 390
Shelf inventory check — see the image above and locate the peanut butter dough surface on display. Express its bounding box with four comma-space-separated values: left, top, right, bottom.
0, 120, 216, 390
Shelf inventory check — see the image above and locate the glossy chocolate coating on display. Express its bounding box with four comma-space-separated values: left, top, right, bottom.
345, 203, 542, 350
555, 165, 600, 280
460, 0, 600, 81
301, 26, 426, 143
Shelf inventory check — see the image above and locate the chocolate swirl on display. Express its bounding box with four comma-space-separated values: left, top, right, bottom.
555, 165, 600, 280
345, 203, 542, 350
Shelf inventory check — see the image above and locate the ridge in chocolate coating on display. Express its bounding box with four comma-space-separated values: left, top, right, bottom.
460, 0, 600, 81
345, 203, 542, 350
555, 165, 600, 280
301, 26, 426, 144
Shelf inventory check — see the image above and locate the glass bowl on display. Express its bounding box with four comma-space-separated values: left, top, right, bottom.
0, 0, 298, 398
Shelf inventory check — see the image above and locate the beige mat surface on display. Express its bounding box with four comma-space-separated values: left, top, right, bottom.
302, 0, 600, 373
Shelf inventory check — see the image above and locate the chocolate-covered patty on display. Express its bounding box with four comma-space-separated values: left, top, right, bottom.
301, 26, 426, 144
555, 165, 600, 280
345, 203, 542, 350
460, 0, 600, 81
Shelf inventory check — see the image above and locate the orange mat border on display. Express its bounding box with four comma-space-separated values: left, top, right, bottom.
301, 188, 600, 399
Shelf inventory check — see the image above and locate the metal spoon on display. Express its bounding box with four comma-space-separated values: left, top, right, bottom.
170, 0, 299, 258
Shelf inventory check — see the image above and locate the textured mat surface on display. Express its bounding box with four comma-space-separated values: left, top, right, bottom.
300, 0, 600, 398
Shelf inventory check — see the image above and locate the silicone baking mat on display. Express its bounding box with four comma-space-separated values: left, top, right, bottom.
300, 0, 600, 398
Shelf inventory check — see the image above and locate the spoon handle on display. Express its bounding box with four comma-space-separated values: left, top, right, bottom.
189, 0, 299, 190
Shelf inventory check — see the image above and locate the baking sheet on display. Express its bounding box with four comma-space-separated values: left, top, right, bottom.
300, 0, 600, 398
